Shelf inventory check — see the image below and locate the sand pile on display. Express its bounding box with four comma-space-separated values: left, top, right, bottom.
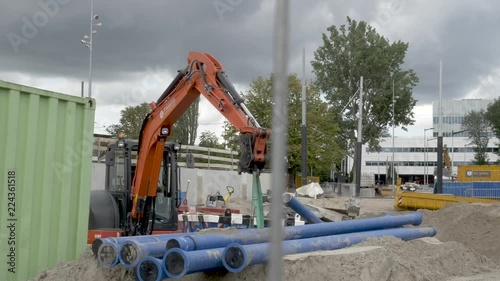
419, 202, 500, 263
29, 248, 135, 281
180, 237, 498, 281
30, 201, 500, 281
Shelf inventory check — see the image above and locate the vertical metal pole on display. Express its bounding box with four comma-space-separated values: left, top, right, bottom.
268, 0, 289, 280
230, 150, 234, 171
377, 158, 380, 183
437, 61, 443, 193
81, 81, 84, 97
355, 77, 363, 196
301, 47, 308, 187
88, 0, 93, 98
97, 137, 101, 163
392, 79, 395, 190
424, 130, 427, 186
452, 130, 454, 177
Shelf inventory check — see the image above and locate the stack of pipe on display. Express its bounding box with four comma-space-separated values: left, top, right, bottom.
95, 196, 437, 281
94, 232, 188, 269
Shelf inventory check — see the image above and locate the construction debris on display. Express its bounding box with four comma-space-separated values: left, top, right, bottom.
296, 182, 324, 198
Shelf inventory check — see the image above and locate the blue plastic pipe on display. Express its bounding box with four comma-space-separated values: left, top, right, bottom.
94, 232, 188, 247
162, 248, 224, 279
97, 241, 120, 268
282, 193, 323, 224
118, 240, 167, 269
222, 226, 437, 272
97, 233, 188, 268
167, 212, 423, 251
136, 256, 168, 281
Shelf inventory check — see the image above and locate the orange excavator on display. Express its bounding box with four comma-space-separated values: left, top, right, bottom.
88, 52, 270, 242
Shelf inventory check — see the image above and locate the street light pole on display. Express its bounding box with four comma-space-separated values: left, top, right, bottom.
81, 0, 102, 99
88, 0, 93, 98
424, 127, 434, 186
392, 80, 395, 190
392, 79, 399, 190
427, 137, 437, 184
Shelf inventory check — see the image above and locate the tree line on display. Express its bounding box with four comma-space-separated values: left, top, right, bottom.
105, 17, 500, 182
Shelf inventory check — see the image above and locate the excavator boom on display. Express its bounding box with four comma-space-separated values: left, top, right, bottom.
129, 52, 270, 234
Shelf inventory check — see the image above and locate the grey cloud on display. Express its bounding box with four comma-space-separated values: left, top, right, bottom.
2, 0, 500, 115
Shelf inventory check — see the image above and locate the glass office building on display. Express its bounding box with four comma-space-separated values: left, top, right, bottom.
432, 99, 494, 137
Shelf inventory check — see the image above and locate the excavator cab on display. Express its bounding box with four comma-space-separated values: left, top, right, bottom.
88, 139, 181, 242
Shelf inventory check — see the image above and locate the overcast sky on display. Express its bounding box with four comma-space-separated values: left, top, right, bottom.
2, 0, 499, 141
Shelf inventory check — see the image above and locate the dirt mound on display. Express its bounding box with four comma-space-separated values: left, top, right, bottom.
29, 201, 500, 281
180, 237, 497, 281
419, 202, 500, 263
29, 247, 134, 281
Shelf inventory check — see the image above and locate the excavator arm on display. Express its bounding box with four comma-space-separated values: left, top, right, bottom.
129, 52, 270, 234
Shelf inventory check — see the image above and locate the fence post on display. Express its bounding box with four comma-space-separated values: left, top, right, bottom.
230, 150, 234, 171
471, 173, 474, 197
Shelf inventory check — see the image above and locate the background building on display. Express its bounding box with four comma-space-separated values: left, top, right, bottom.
362, 136, 499, 185
432, 99, 494, 137
357, 99, 498, 185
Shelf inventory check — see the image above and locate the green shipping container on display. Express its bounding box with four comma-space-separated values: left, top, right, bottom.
0, 81, 95, 281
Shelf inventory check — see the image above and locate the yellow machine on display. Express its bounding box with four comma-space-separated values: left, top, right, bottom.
394, 185, 498, 211
224, 185, 234, 203
295, 176, 320, 188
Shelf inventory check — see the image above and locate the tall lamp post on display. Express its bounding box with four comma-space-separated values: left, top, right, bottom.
392, 80, 400, 190
424, 127, 434, 185
80, 0, 102, 98
427, 137, 437, 184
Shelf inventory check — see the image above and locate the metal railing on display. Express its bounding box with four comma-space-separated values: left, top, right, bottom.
464, 188, 500, 200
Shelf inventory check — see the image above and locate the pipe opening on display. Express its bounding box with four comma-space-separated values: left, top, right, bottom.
282, 193, 293, 204
166, 239, 180, 250
120, 243, 137, 265
224, 247, 244, 269
91, 239, 103, 256
166, 251, 185, 276
98, 244, 117, 267
139, 260, 159, 281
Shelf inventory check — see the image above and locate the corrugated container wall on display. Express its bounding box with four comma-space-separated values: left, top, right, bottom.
0, 81, 95, 281
457, 165, 500, 182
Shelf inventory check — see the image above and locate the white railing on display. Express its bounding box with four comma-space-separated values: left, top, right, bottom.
179, 145, 239, 170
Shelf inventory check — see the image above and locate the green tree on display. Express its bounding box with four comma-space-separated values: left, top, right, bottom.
485, 98, 500, 158
311, 17, 418, 156
462, 110, 491, 165
106, 102, 150, 138
222, 73, 342, 181
199, 130, 224, 149
169, 97, 200, 145
221, 121, 239, 151
107, 99, 200, 142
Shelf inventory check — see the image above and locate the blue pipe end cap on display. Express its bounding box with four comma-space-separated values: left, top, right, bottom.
163, 248, 189, 278
97, 242, 119, 268
136, 256, 165, 281
410, 212, 423, 226
118, 240, 143, 269
222, 243, 247, 273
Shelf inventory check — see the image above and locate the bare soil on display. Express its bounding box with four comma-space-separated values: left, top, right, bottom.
30, 197, 500, 281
